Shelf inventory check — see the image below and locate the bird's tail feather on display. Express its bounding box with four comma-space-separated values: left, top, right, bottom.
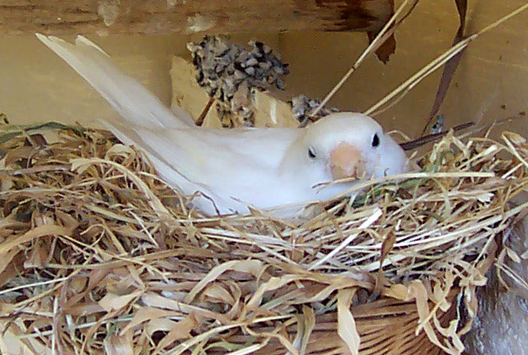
36, 34, 194, 129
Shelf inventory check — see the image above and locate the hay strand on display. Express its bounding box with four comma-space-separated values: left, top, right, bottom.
0, 123, 527, 354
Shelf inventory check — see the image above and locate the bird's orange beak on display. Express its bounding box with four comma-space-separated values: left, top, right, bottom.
330, 143, 365, 180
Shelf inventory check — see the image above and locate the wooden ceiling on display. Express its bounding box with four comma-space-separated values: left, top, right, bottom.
0, 0, 393, 35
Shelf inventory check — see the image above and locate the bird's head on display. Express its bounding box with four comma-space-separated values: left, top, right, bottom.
302, 112, 408, 182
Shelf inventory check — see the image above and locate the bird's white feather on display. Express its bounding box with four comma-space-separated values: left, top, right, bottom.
37, 34, 409, 218
36, 34, 194, 129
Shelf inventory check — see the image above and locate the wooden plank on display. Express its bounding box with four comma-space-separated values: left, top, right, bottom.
0, 0, 393, 35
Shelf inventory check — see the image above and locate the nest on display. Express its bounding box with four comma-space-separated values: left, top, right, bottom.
1, 122, 527, 355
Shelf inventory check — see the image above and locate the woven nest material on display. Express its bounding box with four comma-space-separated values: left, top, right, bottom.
0, 122, 527, 355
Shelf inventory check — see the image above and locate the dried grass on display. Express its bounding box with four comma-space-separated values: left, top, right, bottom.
0, 122, 527, 355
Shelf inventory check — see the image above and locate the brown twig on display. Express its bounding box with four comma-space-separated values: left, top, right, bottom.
420, 0, 468, 137
401, 113, 526, 151
400, 121, 474, 150
196, 97, 216, 126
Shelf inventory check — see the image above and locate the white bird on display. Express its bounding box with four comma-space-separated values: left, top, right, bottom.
36, 34, 408, 218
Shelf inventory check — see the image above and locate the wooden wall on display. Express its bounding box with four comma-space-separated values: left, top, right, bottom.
0, 0, 527, 139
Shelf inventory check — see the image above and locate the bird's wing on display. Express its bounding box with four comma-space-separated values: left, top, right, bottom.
105, 119, 305, 213
36, 34, 194, 129
128, 126, 301, 187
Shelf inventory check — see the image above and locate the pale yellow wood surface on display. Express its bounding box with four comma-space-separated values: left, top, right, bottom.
1, 1, 527, 141
280, 0, 528, 138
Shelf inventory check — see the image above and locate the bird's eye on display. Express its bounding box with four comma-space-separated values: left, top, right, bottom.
308, 147, 316, 159
372, 133, 380, 148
